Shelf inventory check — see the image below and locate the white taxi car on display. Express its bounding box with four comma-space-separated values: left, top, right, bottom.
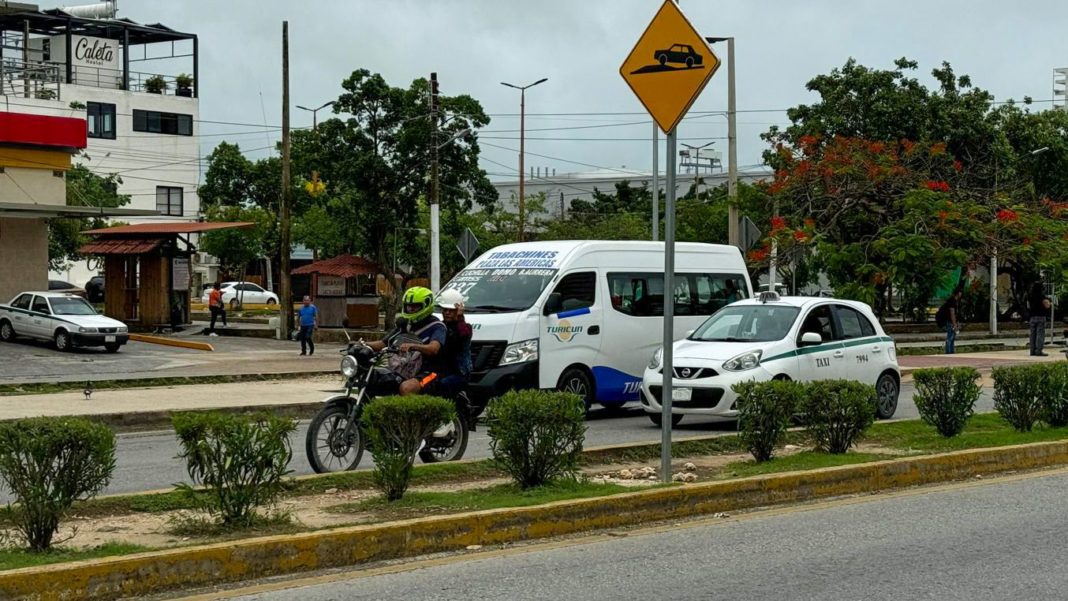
641, 293, 899, 426
0, 292, 129, 352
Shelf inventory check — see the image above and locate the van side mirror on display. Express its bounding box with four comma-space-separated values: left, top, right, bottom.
800, 332, 822, 346
543, 293, 563, 316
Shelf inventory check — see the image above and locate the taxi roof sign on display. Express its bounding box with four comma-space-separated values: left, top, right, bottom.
619, 0, 720, 134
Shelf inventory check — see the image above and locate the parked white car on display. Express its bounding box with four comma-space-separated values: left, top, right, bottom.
0, 292, 129, 352
641, 293, 900, 426
200, 281, 279, 308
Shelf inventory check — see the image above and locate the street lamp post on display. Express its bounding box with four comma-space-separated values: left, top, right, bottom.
681, 141, 715, 200
429, 126, 471, 293
296, 100, 335, 131
501, 78, 548, 242
706, 36, 737, 247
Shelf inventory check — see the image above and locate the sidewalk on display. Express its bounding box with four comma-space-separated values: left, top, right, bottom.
898, 348, 1064, 374
0, 376, 340, 426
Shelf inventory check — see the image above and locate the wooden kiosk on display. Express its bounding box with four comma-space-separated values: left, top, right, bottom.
291, 255, 381, 328
79, 222, 252, 330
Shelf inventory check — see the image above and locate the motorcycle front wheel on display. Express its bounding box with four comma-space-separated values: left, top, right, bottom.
418, 414, 470, 463
306, 404, 365, 473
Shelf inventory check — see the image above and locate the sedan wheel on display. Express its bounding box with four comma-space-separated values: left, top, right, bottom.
875, 372, 899, 419
0, 321, 14, 342
54, 330, 72, 352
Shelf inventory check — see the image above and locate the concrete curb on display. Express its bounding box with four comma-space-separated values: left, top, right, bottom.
4, 439, 1068, 600
128, 334, 214, 352
51, 402, 326, 431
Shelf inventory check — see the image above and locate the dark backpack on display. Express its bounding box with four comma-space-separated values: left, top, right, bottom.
935, 302, 950, 328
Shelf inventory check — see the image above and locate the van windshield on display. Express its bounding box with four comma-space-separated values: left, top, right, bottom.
690, 305, 800, 342
443, 268, 557, 313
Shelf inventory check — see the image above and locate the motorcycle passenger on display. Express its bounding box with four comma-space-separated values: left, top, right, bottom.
368, 286, 448, 396
435, 288, 473, 397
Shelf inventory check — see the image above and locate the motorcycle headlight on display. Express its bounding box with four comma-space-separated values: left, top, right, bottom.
340, 355, 358, 378
649, 347, 663, 370
722, 350, 763, 372
500, 339, 538, 366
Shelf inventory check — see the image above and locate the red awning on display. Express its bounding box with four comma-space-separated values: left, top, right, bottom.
79, 238, 164, 255
0, 112, 86, 150
292, 254, 380, 278
84, 222, 254, 236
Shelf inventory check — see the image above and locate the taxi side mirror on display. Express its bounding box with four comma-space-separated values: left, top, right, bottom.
800, 332, 822, 346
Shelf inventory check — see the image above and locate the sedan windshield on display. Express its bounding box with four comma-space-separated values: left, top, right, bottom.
443, 268, 557, 313
49, 297, 98, 316
690, 305, 800, 343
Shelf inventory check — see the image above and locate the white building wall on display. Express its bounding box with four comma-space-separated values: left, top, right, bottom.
5, 86, 201, 286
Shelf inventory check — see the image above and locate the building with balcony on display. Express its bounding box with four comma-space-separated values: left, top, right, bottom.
0, 1, 200, 287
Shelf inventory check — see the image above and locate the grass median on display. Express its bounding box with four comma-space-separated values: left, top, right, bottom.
0, 372, 335, 397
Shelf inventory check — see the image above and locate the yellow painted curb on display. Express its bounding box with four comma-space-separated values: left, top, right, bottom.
128, 334, 214, 352
4, 440, 1068, 601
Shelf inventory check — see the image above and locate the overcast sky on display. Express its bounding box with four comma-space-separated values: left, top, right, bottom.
119, 0, 1068, 185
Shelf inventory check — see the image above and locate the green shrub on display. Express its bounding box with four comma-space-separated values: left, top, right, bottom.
172, 412, 296, 527
362, 396, 456, 501
487, 390, 587, 489
912, 367, 982, 437
801, 380, 877, 454
733, 379, 806, 462
1040, 363, 1068, 427
993, 365, 1045, 432
0, 417, 115, 550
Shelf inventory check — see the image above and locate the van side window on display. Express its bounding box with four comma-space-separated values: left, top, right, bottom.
551, 272, 596, 312
608, 273, 747, 317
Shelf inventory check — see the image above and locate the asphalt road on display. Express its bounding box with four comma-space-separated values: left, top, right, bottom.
226, 469, 1068, 601
0, 383, 995, 502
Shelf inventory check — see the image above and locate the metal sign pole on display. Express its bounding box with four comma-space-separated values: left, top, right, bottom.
661, 127, 677, 483
652, 123, 659, 242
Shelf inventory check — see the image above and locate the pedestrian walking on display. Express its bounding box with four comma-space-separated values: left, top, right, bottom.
207, 282, 227, 336
1029, 281, 1051, 357
298, 295, 318, 356
935, 289, 962, 354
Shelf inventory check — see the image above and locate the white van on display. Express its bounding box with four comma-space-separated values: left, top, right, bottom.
441, 241, 752, 410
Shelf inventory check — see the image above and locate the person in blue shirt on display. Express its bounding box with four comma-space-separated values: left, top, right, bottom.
297, 295, 318, 356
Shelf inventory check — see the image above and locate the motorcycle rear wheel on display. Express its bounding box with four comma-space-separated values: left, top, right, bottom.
306, 404, 365, 473
418, 415, 469, 463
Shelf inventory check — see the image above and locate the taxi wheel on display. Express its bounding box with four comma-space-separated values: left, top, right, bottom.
558, 367, 594, 413
875, 372, 899, 419
648, 412, 684, 427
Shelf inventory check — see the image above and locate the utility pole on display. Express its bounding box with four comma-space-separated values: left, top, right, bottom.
430, 72, 441, 294
278, 21, 293, 340
660, 127, 677, 483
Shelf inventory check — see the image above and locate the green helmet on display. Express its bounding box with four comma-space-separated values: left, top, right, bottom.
401, 286, 435, 323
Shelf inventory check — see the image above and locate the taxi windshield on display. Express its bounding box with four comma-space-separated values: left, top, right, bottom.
690, 305, 800, 343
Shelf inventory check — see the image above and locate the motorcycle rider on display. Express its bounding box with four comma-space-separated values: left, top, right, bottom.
368, 286, 461, 396
434, 288, 473, 397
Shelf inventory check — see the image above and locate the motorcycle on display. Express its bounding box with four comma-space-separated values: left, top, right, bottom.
305, 332, 474, 474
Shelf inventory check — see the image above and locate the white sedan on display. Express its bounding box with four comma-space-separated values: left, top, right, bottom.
0, 292, 129, 352
642, 293, 900, 426
201, 282, 279, 308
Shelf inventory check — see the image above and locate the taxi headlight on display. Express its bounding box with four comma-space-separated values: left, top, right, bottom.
340, 355, 358, 378
649, 347, 663, 370
723, 350, 762, 372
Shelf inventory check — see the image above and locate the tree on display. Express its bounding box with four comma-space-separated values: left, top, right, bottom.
286, 69, 494, 326
48, 164, 130, 271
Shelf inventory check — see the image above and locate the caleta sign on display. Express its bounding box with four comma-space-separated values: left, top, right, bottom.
74, 36, 116, 67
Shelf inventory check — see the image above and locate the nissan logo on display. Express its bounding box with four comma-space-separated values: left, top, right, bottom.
680, 368, 692, 378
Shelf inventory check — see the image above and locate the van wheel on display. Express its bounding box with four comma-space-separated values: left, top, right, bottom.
558, 368, 594, 413
649, 412, 683, 427
54, 330, 72, 352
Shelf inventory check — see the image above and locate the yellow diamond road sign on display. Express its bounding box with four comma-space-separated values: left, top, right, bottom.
620, 0, 720, 134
